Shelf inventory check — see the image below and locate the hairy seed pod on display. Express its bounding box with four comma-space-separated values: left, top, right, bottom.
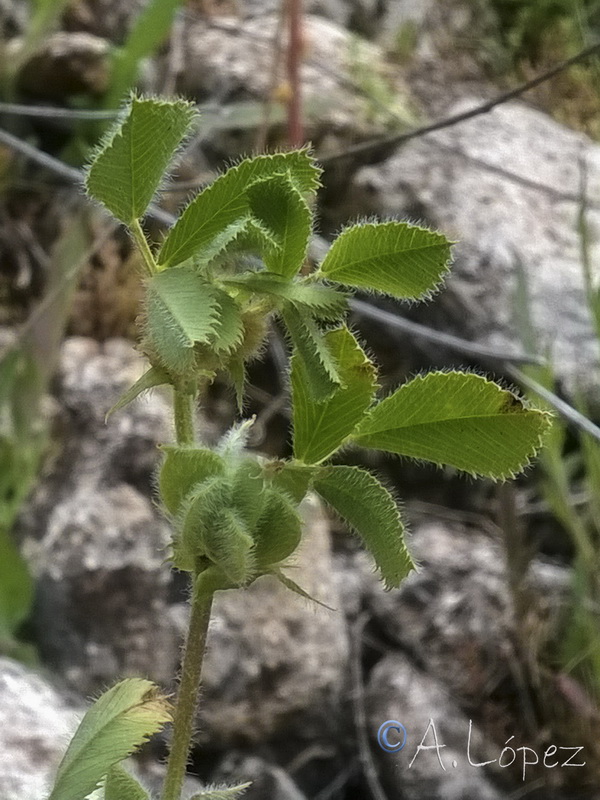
253, 487, 302, 569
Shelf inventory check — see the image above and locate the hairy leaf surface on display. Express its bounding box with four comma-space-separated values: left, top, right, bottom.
104, 764, 149, 800
313, 465, 413, 589
253, 487, 302, 568
292, 327, 377, 464
86, 97, 196, 224
158, 151, 320, 269
319, 221, 451, 299
159, 446, 225, 514
145, 267, 219, 372
226, 272, 347, 319
353, 371, 551, 478
246, 173, 311, 277
48, 679, 171, 800
188, 783, 251, 800
282, 306, 341, 401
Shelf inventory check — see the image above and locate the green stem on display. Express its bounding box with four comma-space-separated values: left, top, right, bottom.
160, 574, 216, 800
131, 218, 157, 277
174, 390, 195, 446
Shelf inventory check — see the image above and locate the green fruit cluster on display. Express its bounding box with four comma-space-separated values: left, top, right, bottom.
160, 445, 303, 584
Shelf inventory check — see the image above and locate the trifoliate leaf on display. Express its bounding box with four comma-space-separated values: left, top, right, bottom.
246, 173, 311, 277
253, 487, 302, 568
86, 96, 196, 224
145, 267, 219, 373
225, 272, 347, 320
158, 150, 321, 269
48, 679, 172, 800
282, 306, 341, 401
319, 221, 451, 300
292, 327, 377, 464
159, 446, 225, 514
188, 783, 252, 800
353, 371, 551, 479
106, 366, 171, 420
104, 764, 149, 800
313, 465, 413, 589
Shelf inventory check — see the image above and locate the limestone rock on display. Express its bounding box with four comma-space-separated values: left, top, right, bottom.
351, 99, 600, 403
0, 657, 83, 800
17, 338, 179, 693
367, 653, 504, 799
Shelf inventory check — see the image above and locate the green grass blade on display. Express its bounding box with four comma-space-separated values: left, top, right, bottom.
319, 221, 452, 299
48, 679, 172, 800
104, 0, 185, 110
86, 96, 197, 224
0, 521, 33, 643
313, 465, 414, 589
353, 371, 551, 479
282, 306, 341, 401
246, 173, 311, 277
292, 327, 377, 464
158, 151, 321, 269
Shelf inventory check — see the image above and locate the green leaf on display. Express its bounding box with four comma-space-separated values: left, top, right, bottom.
104, 0, 185, 110
159, 446, 225, 514
106, 366, 171, 420
0, 525, 33, 642
209, 289, 245, 355
228, 355, 246, 412
313, 465, 413, 589
353, 371, 551, 479
282, 306, 341, 401
225, 272, 347, 320
246, 173, 311, 277
230, 459, 266, 533
264, 460, 314, 504
188, 783, 252, 800
158, 150, 321, 269
145, 267, 219, 373
253, 487, 302, 568
104, 764, 149, 800
319, 221, 452, 299
48, 679, 172, 800
86, 96, 196, 224
292, 327, 377, 464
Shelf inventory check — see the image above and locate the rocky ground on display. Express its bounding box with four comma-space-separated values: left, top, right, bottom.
2, 1, 600, 798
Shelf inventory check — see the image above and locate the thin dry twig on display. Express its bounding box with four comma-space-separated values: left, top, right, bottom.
321, 40, 600, 164
351, 613, 389, 800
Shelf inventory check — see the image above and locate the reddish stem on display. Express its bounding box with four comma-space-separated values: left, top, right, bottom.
286, 0, 304, 147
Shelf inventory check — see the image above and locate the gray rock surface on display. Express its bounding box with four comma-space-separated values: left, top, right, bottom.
367, 653, 505, 800
213, 753, 308, 800
0, 658, 83, 800
18, 338, 179, 693
351, 99, 600, 402
176, 15, 410, 157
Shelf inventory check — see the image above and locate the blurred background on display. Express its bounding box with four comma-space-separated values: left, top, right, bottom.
2, 1, 600, 798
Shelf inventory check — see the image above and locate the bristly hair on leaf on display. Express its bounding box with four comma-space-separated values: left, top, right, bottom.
85, 93, 198, 225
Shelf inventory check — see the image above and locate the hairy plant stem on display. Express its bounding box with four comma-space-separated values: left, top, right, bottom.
173, 390, 195, 446
160, 575, 215, 800
131, 218, 157, 277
